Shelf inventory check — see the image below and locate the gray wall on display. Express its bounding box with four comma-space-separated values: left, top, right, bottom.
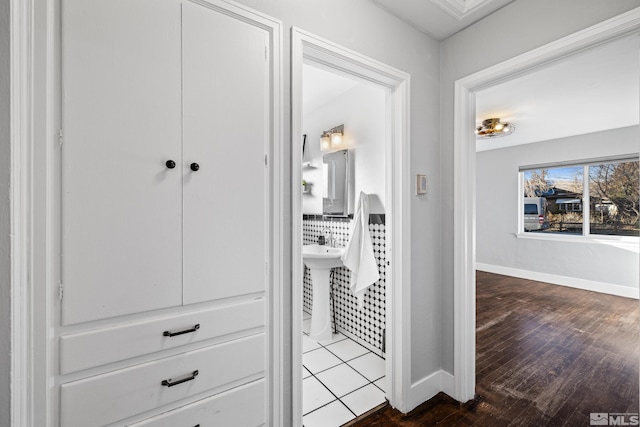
439, 0, 640, 375
1, 0, 10, 424
233, 0, 444, 387
477, 126, 639, 289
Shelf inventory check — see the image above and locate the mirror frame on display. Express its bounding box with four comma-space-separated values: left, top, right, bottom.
322, 149, 350, 217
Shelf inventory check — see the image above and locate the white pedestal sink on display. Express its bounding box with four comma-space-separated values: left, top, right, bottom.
303, 244, 345, 342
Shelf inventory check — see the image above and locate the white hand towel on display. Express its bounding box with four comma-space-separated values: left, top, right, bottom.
341, 192, 380, 308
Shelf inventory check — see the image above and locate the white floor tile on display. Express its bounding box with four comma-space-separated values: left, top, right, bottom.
347, 353, 385, 382
303, 366, 312, 379
303, 347, 342, 374
341, 383, 386, 417
315, 363, 369, 398
317, 332, 348, 346
303, 334, 321, 353
303, 376, 336, 415
374, 377, 386, 393
325, 338, 369, 361
303, 400, 355, 427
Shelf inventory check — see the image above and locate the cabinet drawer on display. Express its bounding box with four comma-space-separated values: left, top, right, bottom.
128, 379, 265, 426
60, 299, 264, 374
60, 334, 264, 427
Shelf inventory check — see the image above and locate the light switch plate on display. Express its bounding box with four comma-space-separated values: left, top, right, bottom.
416, 174, 428, 195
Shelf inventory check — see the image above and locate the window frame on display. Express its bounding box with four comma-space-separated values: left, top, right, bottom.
518, 156, 639, 241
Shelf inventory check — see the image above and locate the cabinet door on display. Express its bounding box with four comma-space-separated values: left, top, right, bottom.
182, 2, 269, 304
62, 0, 183, 324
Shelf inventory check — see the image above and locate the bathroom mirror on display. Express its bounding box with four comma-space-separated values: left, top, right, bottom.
322, 149, 349, 216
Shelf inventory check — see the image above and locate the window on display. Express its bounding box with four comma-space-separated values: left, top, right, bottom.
589, 160, 640, 236
523, 166, 583, 234
521, 159, 639, 237
524, 203, 539, 215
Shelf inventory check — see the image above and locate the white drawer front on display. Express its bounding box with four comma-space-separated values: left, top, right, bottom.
61, 334, 264, 427
128, 379, 265, 427
60, 299, 264, 374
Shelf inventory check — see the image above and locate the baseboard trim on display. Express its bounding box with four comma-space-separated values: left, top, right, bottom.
476, 263, 639, 299
440, 370, 455, 398
405, 370, 457, 412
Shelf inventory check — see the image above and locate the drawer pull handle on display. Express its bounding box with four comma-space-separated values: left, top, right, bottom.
163, 324, 200, 337
161, 370, 199, 387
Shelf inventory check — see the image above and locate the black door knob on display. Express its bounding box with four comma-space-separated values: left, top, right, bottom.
190, 163, 200, 172
165, 160, 176, 169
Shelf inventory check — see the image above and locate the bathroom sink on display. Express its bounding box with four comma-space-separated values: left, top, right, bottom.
302, 244, 345, 341
302, 244, 345, 270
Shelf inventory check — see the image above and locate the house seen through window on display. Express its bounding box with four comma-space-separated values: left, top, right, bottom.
522, 159, 639, 237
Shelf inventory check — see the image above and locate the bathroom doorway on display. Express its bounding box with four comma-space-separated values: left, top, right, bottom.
300, 62, 387, 426
291, 28, 411, 426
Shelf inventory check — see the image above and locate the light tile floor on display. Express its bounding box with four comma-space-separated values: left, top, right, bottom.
302, 312, 387, 427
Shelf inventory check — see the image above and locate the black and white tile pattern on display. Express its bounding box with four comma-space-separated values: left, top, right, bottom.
302, 217, 387, 355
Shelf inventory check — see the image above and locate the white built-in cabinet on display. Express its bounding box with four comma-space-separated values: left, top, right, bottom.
56, 0, 279, 425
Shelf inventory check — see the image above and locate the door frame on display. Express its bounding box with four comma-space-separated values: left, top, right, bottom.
10, 0, 37, 424
452, 8, 640, 402
291, 28, 412, 422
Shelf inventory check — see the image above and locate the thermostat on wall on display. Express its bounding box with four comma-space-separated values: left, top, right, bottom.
416, 174, 428, 195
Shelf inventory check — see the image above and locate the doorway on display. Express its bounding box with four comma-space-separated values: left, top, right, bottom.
291, 28, 411, 425
300, 62, 387, 426
452, 10, 640, 402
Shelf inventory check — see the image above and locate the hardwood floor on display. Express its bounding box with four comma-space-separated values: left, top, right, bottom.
348, 271, 639, 426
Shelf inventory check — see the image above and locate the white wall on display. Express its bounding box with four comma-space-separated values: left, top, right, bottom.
0, 0, 10, 424
476, 126, 639, 293
233, 0, 443, 394
439, 0, 640, 375
302, 82, 386, 215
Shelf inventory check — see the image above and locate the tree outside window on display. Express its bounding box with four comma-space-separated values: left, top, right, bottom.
589, 160, 639, 236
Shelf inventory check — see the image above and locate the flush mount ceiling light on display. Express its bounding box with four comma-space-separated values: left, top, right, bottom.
475, 118, 515, 139
320, 124, 344, 152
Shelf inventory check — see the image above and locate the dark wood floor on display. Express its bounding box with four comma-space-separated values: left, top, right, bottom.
349, 271, 639, 426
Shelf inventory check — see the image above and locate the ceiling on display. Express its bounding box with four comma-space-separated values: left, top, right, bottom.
476, 35, 640, 152
302, 22, 639, 155
370, 0, 515, 40
303, 65, 360, 116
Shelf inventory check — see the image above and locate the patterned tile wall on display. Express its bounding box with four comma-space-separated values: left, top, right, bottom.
303, 216, 386, 356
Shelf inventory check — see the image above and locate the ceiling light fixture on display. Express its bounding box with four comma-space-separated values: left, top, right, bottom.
475, 118, 515, 139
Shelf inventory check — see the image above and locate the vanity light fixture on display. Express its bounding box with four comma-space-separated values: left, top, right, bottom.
475, 118, 515, 139
320, 124, 345, 151
320, 131, 332, 152
330, 125, 344, 147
